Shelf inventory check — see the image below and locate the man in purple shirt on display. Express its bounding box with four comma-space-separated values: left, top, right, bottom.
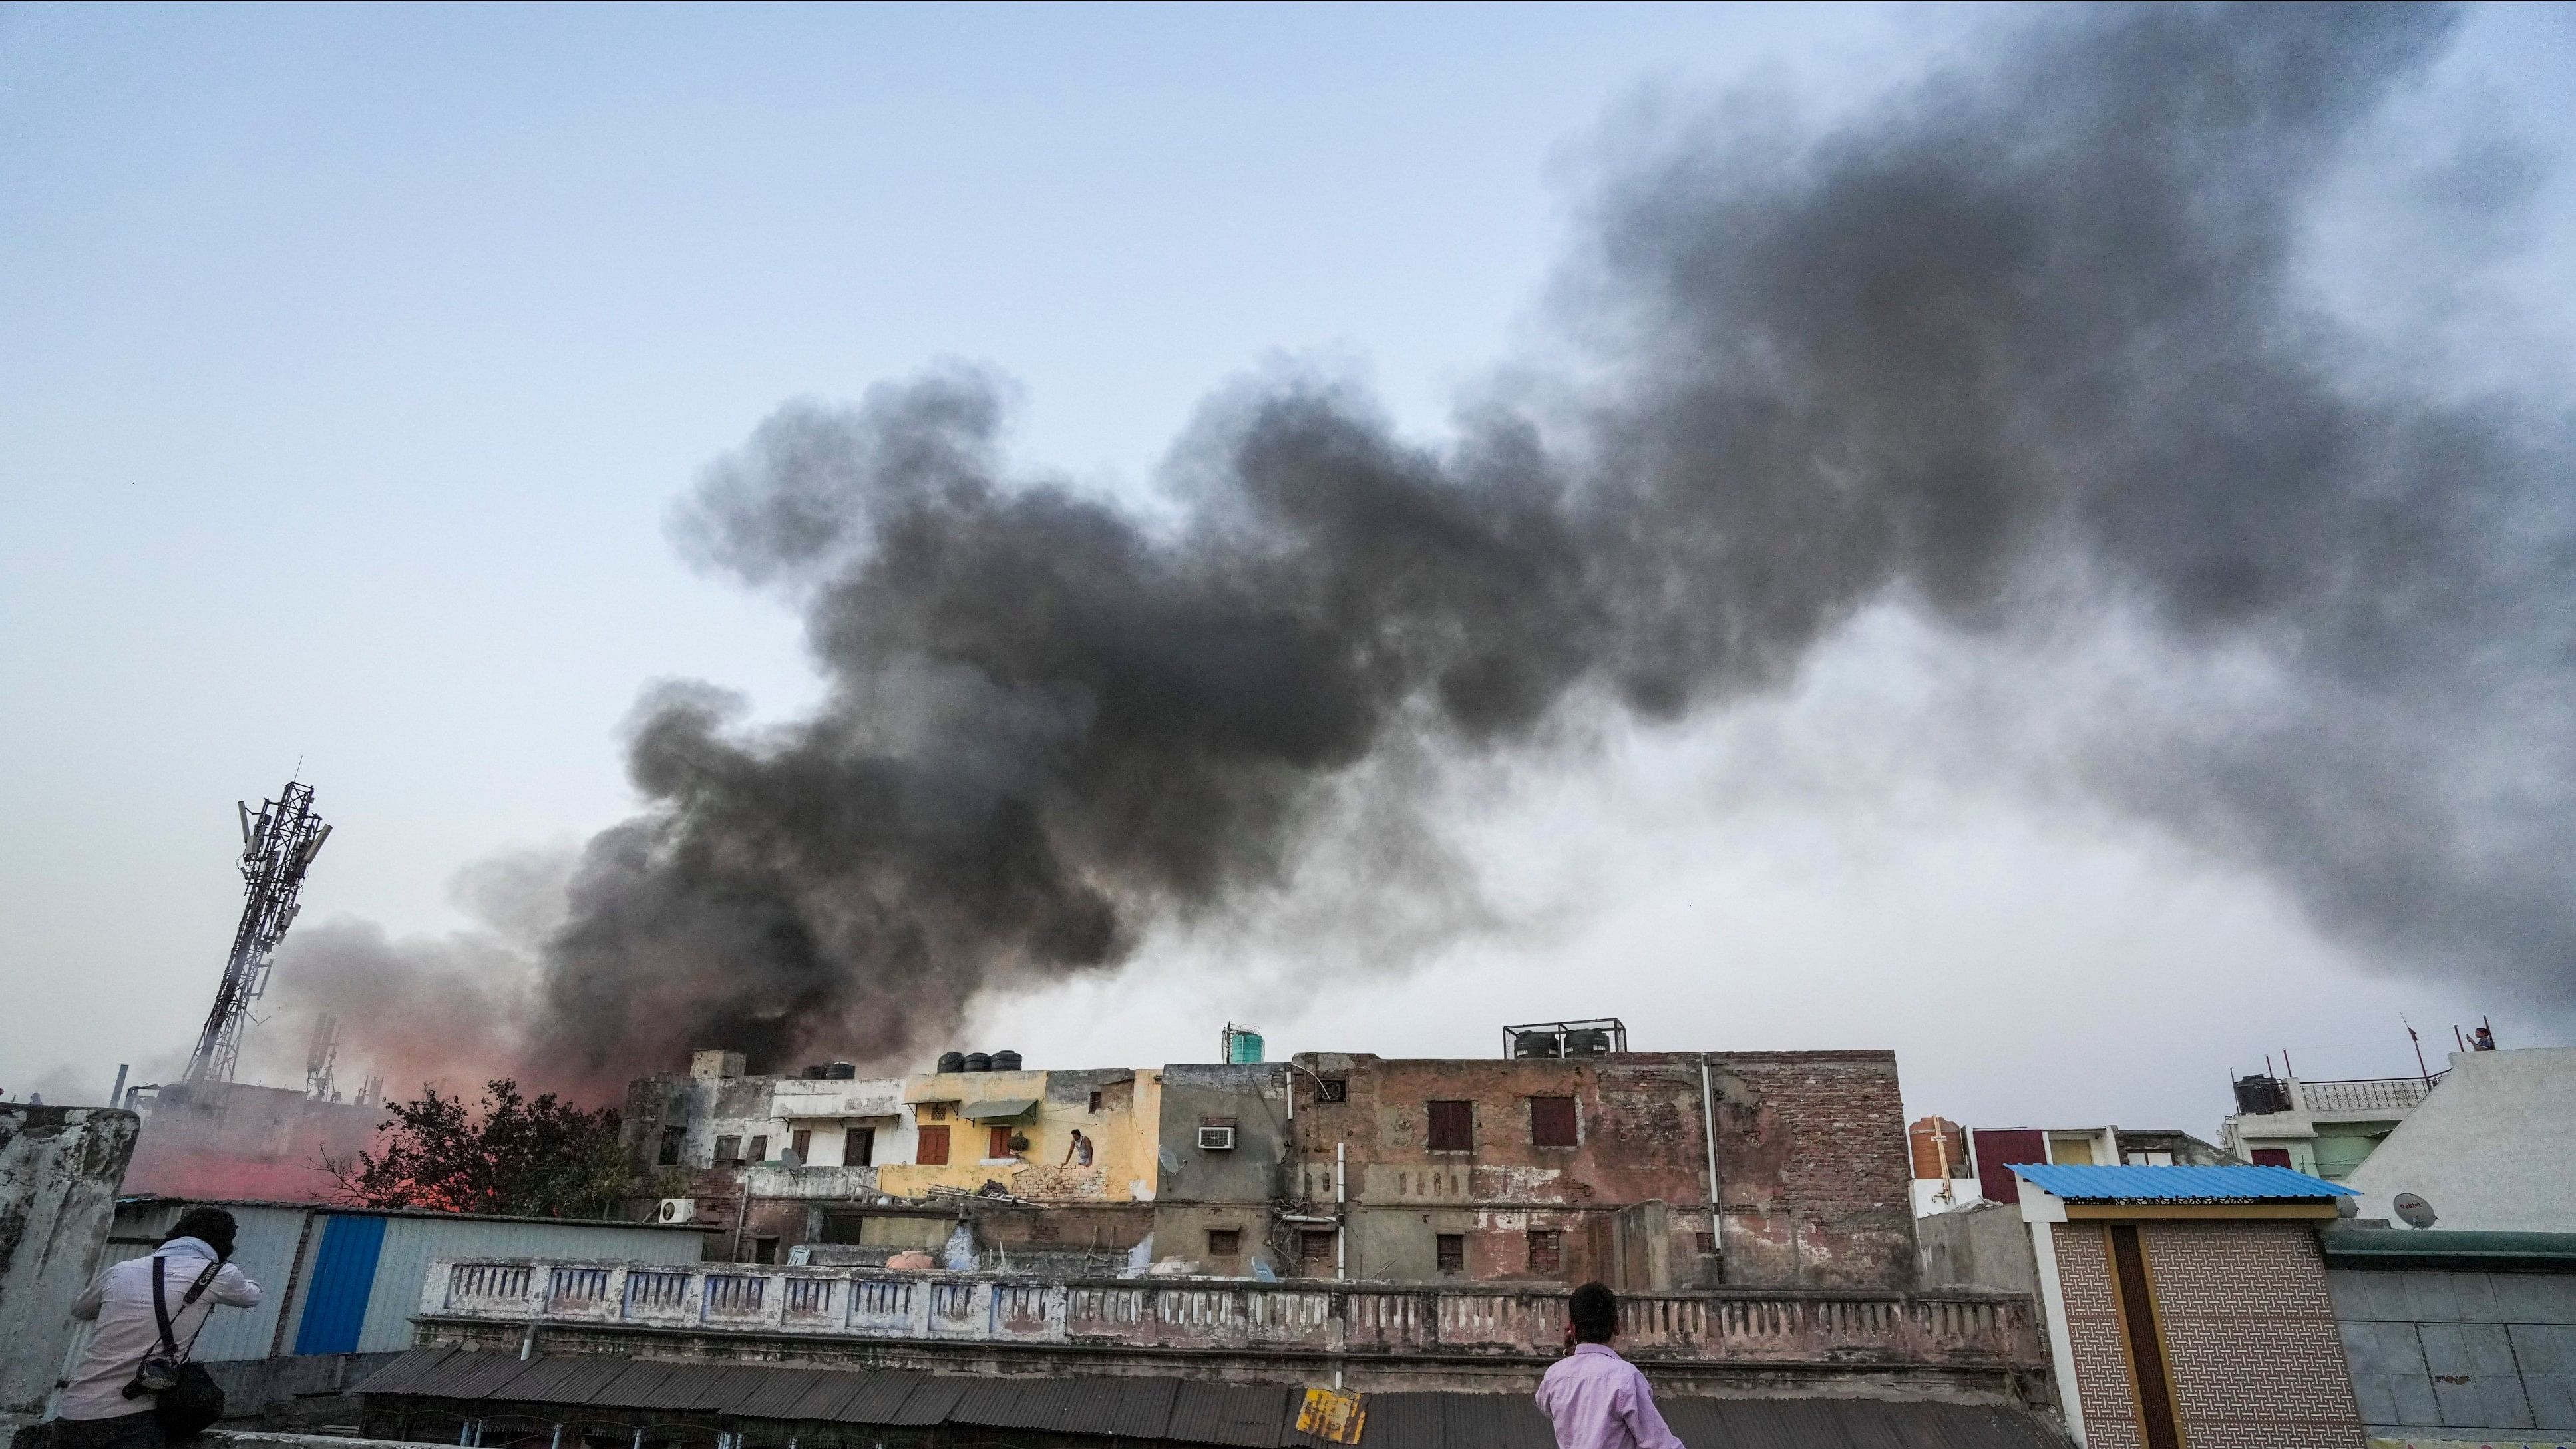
1536, 1283, 1686, 1449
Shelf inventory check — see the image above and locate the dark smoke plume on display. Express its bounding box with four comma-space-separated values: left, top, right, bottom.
363, 3, 2566, 1086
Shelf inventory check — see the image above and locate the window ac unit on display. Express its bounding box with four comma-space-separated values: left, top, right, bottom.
657, 1197, 697, 1224
1198, 1126, 1236, 1151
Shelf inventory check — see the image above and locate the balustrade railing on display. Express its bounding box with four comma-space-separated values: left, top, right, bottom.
425, 1257, 2036, 1366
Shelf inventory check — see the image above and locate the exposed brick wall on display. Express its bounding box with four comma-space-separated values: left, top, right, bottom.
1710, 1052, 1916, 1289
1291, 1050, 1913, 1290
2054, 1219, 2364, 1449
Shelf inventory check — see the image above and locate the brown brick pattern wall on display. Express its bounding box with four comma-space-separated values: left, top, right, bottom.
2056, 1219, 2366, 1449
2054, 1223, 2145, 1449
2142, 1220, 2362, 1449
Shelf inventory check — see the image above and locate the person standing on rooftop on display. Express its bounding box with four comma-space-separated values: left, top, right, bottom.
1535, 1282, 1685, 1449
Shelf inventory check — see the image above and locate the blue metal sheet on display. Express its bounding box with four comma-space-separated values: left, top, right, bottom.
293, 1213, 388, 1354
2010, 1163, 2356, 1201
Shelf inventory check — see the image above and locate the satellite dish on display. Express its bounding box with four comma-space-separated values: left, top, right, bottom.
2393, 1192, 2438, 1229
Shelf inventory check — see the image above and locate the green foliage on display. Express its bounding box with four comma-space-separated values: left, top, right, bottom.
329, 1079, 629, 1218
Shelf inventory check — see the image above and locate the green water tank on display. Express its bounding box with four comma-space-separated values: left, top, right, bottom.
1224, 1026, 1266, 1064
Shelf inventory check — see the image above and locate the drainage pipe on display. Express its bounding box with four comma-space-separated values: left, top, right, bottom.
1699, 1056, 1722, 1271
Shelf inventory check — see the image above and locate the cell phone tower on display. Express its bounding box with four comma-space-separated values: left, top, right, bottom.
179, 780, 332, 1094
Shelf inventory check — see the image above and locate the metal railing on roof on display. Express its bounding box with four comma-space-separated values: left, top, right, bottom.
2297, 1074, 2442, 1114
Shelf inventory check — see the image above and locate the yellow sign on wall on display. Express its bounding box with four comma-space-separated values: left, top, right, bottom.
1298, 1386, 1367, 1445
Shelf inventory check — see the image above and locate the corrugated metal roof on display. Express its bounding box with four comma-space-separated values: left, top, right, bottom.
586, 1359, 676, 1409
350, 1345, 459, 1396
824, 1361, 927, 1412
365, 1352, 2073, 1448
884, 1372, 966, 1426
2008, 1163, 2356, 1201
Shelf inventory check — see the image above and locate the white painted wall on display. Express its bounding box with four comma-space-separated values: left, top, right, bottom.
2343, 1048, 2576, 1232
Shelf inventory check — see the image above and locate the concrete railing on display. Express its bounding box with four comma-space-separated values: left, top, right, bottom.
421, 1257, 2038, 1367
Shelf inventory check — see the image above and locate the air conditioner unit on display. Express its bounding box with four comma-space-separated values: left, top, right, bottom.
1198, 1126, 1237, 1151
657, 1197, 697, 1224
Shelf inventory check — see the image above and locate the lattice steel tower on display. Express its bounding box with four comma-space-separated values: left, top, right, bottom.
180, 780, 333, 1092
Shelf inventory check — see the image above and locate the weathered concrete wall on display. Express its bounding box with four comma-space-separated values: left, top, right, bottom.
1917, 1201, 2038, 1296
1151, 1064, 1292, 1275
0, 1106, 139, 1414
2344, 1047, 2576, 1232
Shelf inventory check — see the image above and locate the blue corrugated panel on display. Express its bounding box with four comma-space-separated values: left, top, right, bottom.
2010, 1163, 2356, 1201
292, 1213, 388, 1354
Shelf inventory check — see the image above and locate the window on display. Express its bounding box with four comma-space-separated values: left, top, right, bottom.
2249, 1147, 2292, 1169
748, 1134, 769, 1163
917, 1125, 951, 1165
713, 1135, 742, 1166
1527, 1229, 1563, 1275
988, 1124, 1015, 1159
1530, 1097, 1578, 1148
924, 1103, 948, 1122
1428, 1100, 1473, 1151
1300, 1230, 1335, 1261
848, 1126, 874, 1167
1207, 1229, 1242, 1257
1089, 1090, 1103, 1114
657, 1125, 685, 1167
1435, 1233, 1465, 1275
753, 1237, 779, 1265
789, 1130, 811, 1163
2125, 1150, 2174, 1167
1696, 1231, 1718, 1255
1317, 1079, 1347, 1104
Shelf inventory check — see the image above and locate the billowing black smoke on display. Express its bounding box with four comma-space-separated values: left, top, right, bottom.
492, 2, 2567, 1082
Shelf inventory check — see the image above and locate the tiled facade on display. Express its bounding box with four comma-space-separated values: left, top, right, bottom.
2052, 1223, 2144, 1449
2051, 1219, 2364, 1449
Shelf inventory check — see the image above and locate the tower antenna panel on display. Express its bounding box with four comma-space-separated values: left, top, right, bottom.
181, 780, 331, 1094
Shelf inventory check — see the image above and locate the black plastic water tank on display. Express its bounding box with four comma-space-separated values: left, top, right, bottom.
802, 1064, 829, 1079
990, 1050, 1023, 1072
2231, 1074, 2291, 1114
1513, 1030, 1563, 1060
1564, 1028, 1612, 1058
962, 1052, 993, 1072
827, 1062, 857, 1080
936, 1051, 966, 1074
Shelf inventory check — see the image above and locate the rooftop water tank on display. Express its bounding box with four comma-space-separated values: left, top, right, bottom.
962, 1052, 993, 1073
1224, 1027, 1265, 1064
826, 1062, 857, 1080
936, 1051, 966, 1074
990, 1050, 1023, 1072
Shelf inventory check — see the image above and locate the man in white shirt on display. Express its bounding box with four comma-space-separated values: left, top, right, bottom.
56, 1207, 263, 1449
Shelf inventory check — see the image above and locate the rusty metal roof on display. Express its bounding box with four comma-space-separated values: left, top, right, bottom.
355, 1350, 2071, 1448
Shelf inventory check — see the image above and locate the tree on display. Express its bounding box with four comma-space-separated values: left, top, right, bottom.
329, 1079, 630, 1218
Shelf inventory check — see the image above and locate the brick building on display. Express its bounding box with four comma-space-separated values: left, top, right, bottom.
1149, 1042, 1915, 1291
619, 1031, 1917, 1291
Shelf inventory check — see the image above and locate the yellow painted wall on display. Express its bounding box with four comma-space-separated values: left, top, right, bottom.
874, 1069, 1163, 1203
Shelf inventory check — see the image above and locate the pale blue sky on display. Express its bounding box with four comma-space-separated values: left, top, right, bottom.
5, 3, 2571, 1130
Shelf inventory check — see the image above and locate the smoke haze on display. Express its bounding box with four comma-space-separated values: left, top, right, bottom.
269, 3, 2572, 1092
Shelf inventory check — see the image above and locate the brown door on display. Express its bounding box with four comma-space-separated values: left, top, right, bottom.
2109, 1225, 2182, 1449
917, 1125, 950, 1165
989, 1124, 1013, 1159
